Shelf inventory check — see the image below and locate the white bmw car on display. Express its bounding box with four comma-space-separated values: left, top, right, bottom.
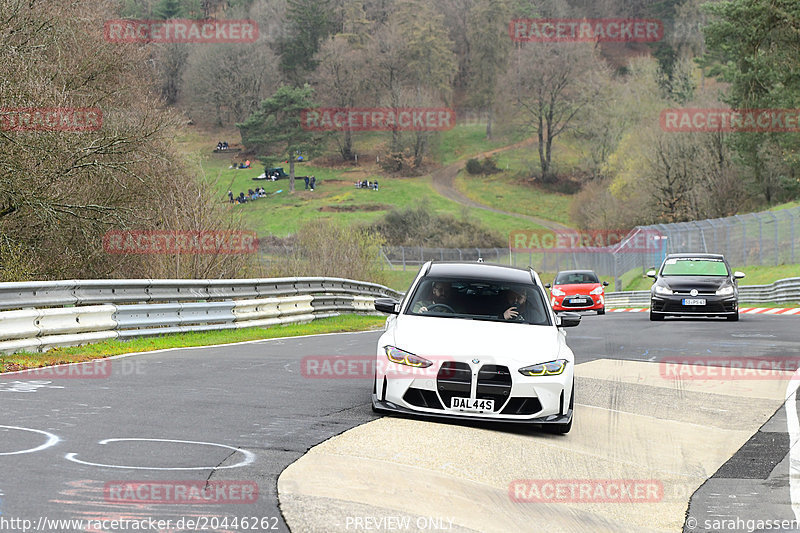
372, 261, 580, 433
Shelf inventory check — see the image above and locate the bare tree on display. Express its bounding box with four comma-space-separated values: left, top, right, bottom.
311, 35, 373, 160
503, 42, 602, 181
183, 43, 280, 126
0, 0, 255, 280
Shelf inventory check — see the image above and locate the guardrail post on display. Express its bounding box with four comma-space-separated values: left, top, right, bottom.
792, 211, 796, 264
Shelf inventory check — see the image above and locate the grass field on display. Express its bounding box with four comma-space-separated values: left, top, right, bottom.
189, 145, 547, 237
455, 170, 574, 227
176, 127, 560, 238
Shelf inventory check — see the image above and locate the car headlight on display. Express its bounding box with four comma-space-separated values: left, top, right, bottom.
653, 285, 673, 296
550, 287, 565, 296
384, 346, 432, 368
519, 359, 567, 376
589, 286, 604, 295
716, 285, 734, 297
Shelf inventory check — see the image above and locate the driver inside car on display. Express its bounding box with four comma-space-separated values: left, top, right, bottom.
412, 281, 454, 313
499, 289, 527, 321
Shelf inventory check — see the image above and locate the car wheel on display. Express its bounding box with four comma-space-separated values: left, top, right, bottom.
649, 308, 664, 321
597, 308, 605, 315
543, 379, 574, 434
727, 312, 739, 321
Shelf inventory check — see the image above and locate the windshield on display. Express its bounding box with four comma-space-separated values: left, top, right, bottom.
554, 272, 599, 284
405, 278, 550, 326
661, 258, 729, 276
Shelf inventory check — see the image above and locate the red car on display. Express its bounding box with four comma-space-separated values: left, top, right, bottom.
546, 270, 609, 315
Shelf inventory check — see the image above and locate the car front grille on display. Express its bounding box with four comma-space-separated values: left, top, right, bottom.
476, 365, 512, 410
655, 300, 734, 313
434, 363, 514, 413
437, 362, 472, 408
561, 295, 594, 307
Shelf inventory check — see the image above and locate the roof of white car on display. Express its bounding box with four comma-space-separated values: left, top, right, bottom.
425, 262, 535, 284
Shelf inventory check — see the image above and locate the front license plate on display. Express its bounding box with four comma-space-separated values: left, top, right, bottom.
570, 298, 588, 304
451, 397, 494, 412
683, 298, 706, 306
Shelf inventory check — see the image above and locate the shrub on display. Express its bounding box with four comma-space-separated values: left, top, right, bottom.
266, 220, 387, 285
369, 203, 505, 248
465, 156, 501, 175
465, 158, 483, 175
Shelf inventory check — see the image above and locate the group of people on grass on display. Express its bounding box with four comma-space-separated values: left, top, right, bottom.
230, 159, 251, 169
355, 180, 379, 190
228, 187, 266, 204
216, 141, 230, 151
303, 176, 317, 190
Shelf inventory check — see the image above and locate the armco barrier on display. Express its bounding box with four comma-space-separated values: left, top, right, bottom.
0, 277, 403, 354
604, 277, 800, 308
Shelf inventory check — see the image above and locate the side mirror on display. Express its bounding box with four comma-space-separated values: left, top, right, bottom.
374, 298, 400, 314
602, 281, 609, 286
544, 283, 551, 289
646, 270, 657, 278
556, 312, 581, 328
734, 271, 746, 280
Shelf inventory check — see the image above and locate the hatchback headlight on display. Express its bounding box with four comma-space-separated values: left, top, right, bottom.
716, 285, 734, 297
550, 287, 565, 296
653, 285, 673, 296
519, 359, 567, 376
384, 346, 432, 368
589, 286, 604, 295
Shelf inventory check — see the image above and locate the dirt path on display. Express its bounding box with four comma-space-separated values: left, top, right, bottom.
429, 137, 571, 230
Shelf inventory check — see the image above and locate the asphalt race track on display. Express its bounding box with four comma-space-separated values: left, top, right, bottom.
1, 313, 799, 533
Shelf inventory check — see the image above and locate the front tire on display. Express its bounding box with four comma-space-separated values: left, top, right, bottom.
597, 307, 605, 315
727, 312, 739, 321
649, 309, 664, 321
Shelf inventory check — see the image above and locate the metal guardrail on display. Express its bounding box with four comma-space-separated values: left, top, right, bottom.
604, 277, 800, 308
0, 277, 402, 354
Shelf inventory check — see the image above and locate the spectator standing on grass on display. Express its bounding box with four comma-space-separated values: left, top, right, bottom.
304, 176, 310, 190
227, 189, 233, 203
373, 180, 379, 191
310, 176, 316, 191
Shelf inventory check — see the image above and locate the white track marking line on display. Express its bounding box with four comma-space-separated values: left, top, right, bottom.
786, 374, 800, 522
0, 425, 60, 455
64, 438, 255, 470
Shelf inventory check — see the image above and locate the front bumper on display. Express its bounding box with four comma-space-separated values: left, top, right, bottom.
552, 294, 603, 311
372, 394, 573, 426
650, 294, 738, 316
374, 358, 573, 424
